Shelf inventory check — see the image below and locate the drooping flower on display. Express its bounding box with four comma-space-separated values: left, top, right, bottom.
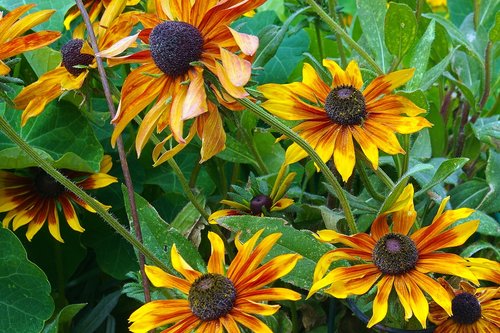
209, 164, 296, 224
0, 4, 61, 75
129, 229, 302, 333
13, 4, 136, 125
98, 0, 264, 164
308, 184, 480, 328
259, 60, 432, 181
0, 156, 117, 242
428, 278, 499, 332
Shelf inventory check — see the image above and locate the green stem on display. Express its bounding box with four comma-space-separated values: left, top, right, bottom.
356, 148, 395, 189
0, 116, 170, 273
328, 0, 347, 67
314, 19, 324, 60
304, 0, 384, 75
238, 98, 357, 234
234, 113, 268, 175
356, 162, 384, 202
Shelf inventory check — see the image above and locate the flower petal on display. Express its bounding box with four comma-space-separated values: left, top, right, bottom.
230, 309, 272, 333
144, 265, 191, 294
333, 127, 356, 182
182, 67, 208, 120
220, 47, 251, 87
207, 232, 225, 275
363, 68, 415, 101
171, 244, 202, 283
215, 61, 248, 98
228, 27, 258, 56
367, 275, 394, 328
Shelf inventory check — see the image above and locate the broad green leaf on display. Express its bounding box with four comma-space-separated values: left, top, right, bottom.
0, 102, 103, 172
254, 131, 285, 172
217, 216, 333, 290
410, 129, 432, 160
449, 180, 497, 213
384, 3, 417, 58
170, 195, 206, 236
72, 291, 121, 333
471, 116, 500, 150
477, 149, 500, 214
43, 304, 86, 333
448, 0, 474, 27
490, 12, 500, 42
415, 158, 469, 197
121, 186, 205, 273
217, 135, 258, 166
420, 47, 458, 91
23, 47, 61, 78
0, 228, 54, 333
468, 211, 500, 237
460, 240, 500, 259
357, 0, 391, 72
407, 20, 435, 91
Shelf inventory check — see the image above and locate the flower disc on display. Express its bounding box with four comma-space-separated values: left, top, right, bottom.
324, 85, 366, 125
61, 39, 94, 76
33, 169, 65, 198
372, 233, 418, 275
452, 292, 482, 324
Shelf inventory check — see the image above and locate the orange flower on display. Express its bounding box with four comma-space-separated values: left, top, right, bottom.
129, 229, 302, 333
0, 4, 60, 75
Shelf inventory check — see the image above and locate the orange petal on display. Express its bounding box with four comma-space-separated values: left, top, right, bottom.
228, 27, 259, 56
59, 195, 84, 232
0, 31, 61, 59
215, 61, 248, 98
182, 67, 208, 120
230, 309, 272, 333
333, 127, 356, 182
144, 265, 191, 294
220, 47, 251, 87
197, 105, 226, 162
207, 232, 225, 275
363, 68, 415, 101
97, 32, 140, 58
367, 275, 394, 328
170, 243, 202, 283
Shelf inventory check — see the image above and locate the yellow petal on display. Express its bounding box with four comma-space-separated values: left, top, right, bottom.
333, 127, 356, 182
228, 27, 259, 56
144, 265, 191, 294
170, 244, 202, 283
215, 61, 248, 98
197, 106, 226, 162
322, 59, 347, 87
97, 32, 140, 58
220, 47, 251, 87
367, 275, 394, 328
207, 232, 225, 275
345, 60, 363, 89
363, 68, 415, 101
182, 67, 207, 120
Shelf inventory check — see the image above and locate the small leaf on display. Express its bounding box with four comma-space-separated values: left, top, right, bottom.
43, 304, 86, 333
385, 3, 417, 58
420, 47, 458, 91
471, 116, 500, 150
407, 20, 435, 91
216, 135, 258, 166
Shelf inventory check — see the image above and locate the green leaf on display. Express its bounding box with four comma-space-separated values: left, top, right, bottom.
217, 135, 257, 166
357, 0, 391, 72
23, 47, 61, 78
443, 71, 478, 110
410, 128, 432, 160
0, 102, 103, 172
460, 240, 500, 258
170, 195, 206, 236
471, 116, 500, 150
477, 149, 500, 214
415, 158, 469, 197
468, 211, 500, 237
384, 3, 417, 58
121, 186, 205, 273
72, 291, 121, 333
420, 47, 458, 91
43, 304, 86, 333
407, 20, 435, 91
448, 0, 474, 27
0, 228, 54, 333
490, 12, 500, 42
218, 216, 333, 290
254, 131, 285, 172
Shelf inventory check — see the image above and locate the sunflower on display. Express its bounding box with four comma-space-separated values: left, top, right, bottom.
129, 229, 302, 332
307, 184, 480, 328
429, 278, 499, 332
98, 0, 265, 163
0, 4, 61, 75
13, 4, 136, 126
0, 156, 117, 242
209, 164, 296, 224
259, 60, 432, 182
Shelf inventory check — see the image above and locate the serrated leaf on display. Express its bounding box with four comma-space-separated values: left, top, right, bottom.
0, 228, 54, 333
43, 304, 86, 333
384, 3, 417, 58
217, 216, 333, 290
415, 158, 468, 197
407, 20, 435, 91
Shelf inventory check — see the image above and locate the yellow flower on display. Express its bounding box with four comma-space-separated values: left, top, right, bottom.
0, 156, 117, 242
426, 0, 447, 11
466, 257, 500, 284
13, 4, 136, 126
0, 4, 61, 75
429, 278, 499, 332
209, 164, 296, 224
308, 184, 480, 328
99, 0, 264, 164
259, 60, 432, 181
129, 229, 302, 333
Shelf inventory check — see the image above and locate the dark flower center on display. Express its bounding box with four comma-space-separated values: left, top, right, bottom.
33, 169, 65, 198
372, 233, 418, 275
250, 194, 273, 215
188, 273, 236, 321
324, 85, 367, 126
452, 292, 482, 324
61, 39, 94, 76
149, 21, 204, 77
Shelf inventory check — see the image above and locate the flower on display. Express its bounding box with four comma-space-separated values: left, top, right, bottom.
428, 278, 499, 332
466, 257, 500, 284
259, 60, 432, 181
0, 4, 61, 75
308, 184, 480, 328
13, 4, 135, 125
99, 0, 264, 163
129, 229, 302, 333
426, 0, 447, 11
209, 164, 296, 224
0, 156, 117, 242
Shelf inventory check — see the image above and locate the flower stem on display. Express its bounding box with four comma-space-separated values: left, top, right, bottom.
304, 0, 384, 75
356, 162, 385, 202
328, 0, 347, 67
0, 116, 170, 274
238, 98, 357, 234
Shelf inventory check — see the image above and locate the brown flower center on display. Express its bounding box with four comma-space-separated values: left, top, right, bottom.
149, 21, 204, 77
250, 194, 273, 215
61, 39, 94, 76
452, 292, 482, 324
33, 169, 65, 198
324, 85, 366, 126
188, 273, 236, 321
372, 233, 418, 275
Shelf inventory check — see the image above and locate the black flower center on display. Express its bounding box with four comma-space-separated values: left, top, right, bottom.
372, 233, 418, 275
149, 21, 204, 77
324, 85, 366, 126
61, 39, 94, 76
33, 169, 65, 198
188, 273, 236, 321
250, 194, 273, 215
452, 292, 482, 325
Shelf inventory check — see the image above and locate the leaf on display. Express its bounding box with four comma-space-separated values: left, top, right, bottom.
0, 102, 103, 172
217, 135, 257, 166
72, 291, 121, 333
460, 240, 500, 258
410, 128, 432, 160
490, 12, 500, 42
254, 130, 285, 172
23, 47, 61, 78
420, 47, 458, 91
406, 20, 435, 91
471, 116, 500, 150
443, 71, 477, 110
449, 179, 499, 214
468, 211, 500, 237
43, 304, 86, 333
170, 195, 206, 236
415, 158, 469, 197
217, 216, 333, 290
477, 149, 500, 214
448, 0, 474, 27
0, 228, 54, 333
384, 3, 417, 58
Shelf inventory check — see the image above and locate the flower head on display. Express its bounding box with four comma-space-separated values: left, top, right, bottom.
129, 229, 302, 333
209, 164, 296, 224
0, 4, 61, 75
308, 184, 480, 328
259, 60, 432, 181
99, 0, 264, 164
429, 278, 499, 332
0, 156, 117, 242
